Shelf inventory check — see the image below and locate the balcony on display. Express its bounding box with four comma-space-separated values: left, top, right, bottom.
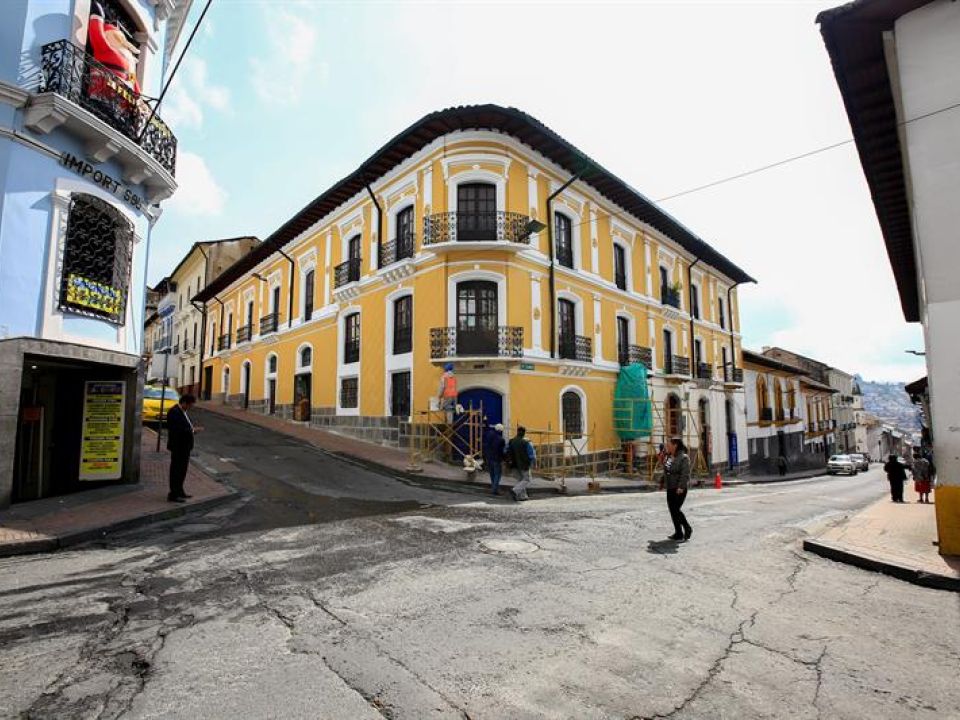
423, 211, 532, 248
334, 257, 362, 288
28, 40, 177, 201
430, 326, 524, 360
236, 325, 252, 344
172, 342, 179, 355
218, 334, 232, 352
723, 366, 744, 385
379, 235, 415, 266
619, 345, 653, 370
696, 362, 713, 380
663, 355, 690, 377
661, 286, 682, 309
760, 407, 773, 423
260, 313, 279, 335
559, 334, 592, 363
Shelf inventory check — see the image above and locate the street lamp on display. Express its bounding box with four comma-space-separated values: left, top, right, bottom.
523, 219, 547, 239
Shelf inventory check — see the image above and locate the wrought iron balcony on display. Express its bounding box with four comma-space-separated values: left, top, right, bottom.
664, 355, 690, 376
260, 313, 279, 335
423, 212, 532, 245
172, 342, 180, 355
696, 362, 713, 380
559, 333, 592, 363
723, 366, 744, 384
218, 334, 232, 351
760, 407, 774, 423
379, 235, 415, 266
661, 286, 682, 309
619, 345, 653, 370
236, 325, 252, 344
334, 257, 362, 288
430, 326, 524, 359
37, 40, 177, 176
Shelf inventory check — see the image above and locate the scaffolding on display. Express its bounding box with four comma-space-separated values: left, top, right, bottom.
407, 406, 485, 473
612, 397, 711, 484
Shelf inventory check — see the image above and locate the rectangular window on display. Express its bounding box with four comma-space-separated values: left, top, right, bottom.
393, 296, 412, 354
340, 377, 358, 408
614, 245, 627, 290
617, 316, 630, 365
390, 371, 411, 417
691, 284, 700, 319
304, 269, 315, 321
59, 193, 133, 325
718, 298, 726, 329
555, 213, 573, 269
344, 313, 360, 364
663, 327, 673, 371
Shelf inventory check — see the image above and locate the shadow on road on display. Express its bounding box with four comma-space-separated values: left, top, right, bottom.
647, 539, 684, 555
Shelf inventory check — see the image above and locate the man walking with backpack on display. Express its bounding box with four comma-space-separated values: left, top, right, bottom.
507, 426, 536, 501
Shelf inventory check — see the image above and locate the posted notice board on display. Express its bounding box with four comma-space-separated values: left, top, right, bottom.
79, 380, 126, 481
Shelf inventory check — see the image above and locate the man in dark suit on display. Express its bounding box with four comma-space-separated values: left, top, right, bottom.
167, 393, 197, 502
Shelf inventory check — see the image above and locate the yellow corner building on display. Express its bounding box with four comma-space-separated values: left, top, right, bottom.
194, 106, 754, 472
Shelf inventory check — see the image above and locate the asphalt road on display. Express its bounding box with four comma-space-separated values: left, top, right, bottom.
1, 410, 958, 719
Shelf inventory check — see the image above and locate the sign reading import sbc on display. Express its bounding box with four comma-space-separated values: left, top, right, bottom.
80, 381, 126, 481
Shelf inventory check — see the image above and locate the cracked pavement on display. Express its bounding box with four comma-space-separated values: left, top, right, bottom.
1, 410, 958, 719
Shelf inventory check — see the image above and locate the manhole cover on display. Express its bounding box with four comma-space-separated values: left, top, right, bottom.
479, 539, 540, 555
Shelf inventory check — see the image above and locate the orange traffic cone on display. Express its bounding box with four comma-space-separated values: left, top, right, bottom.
714, 471, 723, 490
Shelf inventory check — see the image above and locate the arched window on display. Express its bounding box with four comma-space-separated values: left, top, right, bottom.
774, 379, 784, 421
268, 354, 277, 374
562, 391, 583, 438
303, 269, 315, 321
300, 346, 312, 368
667, 393, 681, 438
757, 375, 768, 420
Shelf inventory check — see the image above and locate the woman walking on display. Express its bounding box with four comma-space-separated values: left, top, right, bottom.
663, 438, 692, 541
912, 454, 933, 504
883, 454, 907, 503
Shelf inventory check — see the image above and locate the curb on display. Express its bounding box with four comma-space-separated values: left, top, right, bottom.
803, 538, 960, 592
0, 489, 236, 559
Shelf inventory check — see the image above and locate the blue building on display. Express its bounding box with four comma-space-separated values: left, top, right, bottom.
0, 0, 191, 506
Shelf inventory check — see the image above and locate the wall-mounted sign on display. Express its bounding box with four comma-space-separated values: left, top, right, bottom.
59, 152, 144, 211
80, 380, 126, 481
520, 362, 536, 371
65, 273, 125, 319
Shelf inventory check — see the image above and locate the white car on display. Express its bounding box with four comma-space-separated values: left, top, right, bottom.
849, 453, 869, 471
827, 454, 858, 476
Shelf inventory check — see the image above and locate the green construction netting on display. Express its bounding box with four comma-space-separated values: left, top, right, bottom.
614, 363, 652, 440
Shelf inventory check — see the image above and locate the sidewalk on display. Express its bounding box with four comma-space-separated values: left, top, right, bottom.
196, 401, 659, 496
0, 429, 233, 557
804, 483, 960, 591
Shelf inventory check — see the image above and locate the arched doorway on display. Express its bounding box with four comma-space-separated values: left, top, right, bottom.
294, 345, 312, 421
456, 387, 503, 459
242, 361, 251, 410
666, 393, 681, 439
698, 398, 711, 467
725, 398, 738, 470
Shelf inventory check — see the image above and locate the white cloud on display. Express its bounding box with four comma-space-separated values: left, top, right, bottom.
166, 151, 227, 217
249, 8, 328, 106
163, 58, 231, 130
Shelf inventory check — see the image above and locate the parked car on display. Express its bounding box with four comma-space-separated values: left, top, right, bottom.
849, 453, 869, 471
827, 454, 858, 476
142, 385, 179, 423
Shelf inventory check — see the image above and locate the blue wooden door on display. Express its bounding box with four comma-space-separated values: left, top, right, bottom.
455, 388, 503, 458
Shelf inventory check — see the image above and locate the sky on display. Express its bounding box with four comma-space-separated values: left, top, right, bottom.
149, 0, 927, 383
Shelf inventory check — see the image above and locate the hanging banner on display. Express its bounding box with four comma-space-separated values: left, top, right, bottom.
79, 380, 126, 480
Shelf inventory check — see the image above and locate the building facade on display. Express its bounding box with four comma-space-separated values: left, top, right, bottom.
194, 106, 753, 470
743, 350, 836, 474
0, 0, 191, 506
820, 0, 960, 555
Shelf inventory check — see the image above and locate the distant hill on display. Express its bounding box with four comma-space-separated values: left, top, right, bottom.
858, 378, 921, 430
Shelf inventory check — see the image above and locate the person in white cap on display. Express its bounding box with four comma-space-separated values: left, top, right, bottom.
482, 422, 507, 495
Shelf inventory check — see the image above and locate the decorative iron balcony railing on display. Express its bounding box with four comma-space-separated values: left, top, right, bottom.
218, 334, 231, 351
559, 334, 592, 363
723, 366, 744, 383
334, 257, 362, 288
423, 212, 531, 245
664, 355, 690, 376
39, 40, 177, 176
619, 345, 653, 370
429, 326, 524, 359
696, 362, 713, 380
260, 313, 278, 335
379, 235, 415, 266
661, 286, 682, 309
172, 342, 180, 355
236, 325, 252, 344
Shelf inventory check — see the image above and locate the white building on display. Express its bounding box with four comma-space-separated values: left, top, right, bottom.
820, 0, 960, 555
